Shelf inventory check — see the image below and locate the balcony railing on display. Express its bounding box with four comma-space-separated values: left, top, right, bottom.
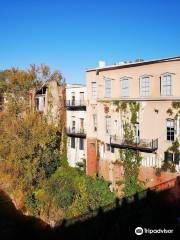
66, 127, 86, 138
110, 135, 158, 153
65, 100, 86, 110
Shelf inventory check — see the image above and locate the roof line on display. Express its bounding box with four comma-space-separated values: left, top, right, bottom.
86, 56, 180, 73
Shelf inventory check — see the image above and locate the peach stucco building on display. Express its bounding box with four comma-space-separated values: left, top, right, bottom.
86, 56, 180, 188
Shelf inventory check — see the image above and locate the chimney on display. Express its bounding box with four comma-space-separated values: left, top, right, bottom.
98, 60, 106, 68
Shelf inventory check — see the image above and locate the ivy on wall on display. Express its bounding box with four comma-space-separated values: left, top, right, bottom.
111, 100, 143, 197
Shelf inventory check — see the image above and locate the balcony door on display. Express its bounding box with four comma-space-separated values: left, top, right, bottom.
134, 123, 140, 144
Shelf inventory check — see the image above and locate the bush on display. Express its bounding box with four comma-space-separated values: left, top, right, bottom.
25, 193, 41, 216
46, 170, 77, 209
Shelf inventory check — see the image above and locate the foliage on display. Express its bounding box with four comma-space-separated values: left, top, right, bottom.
123, 175, 143, 197
0, 65, 115, 223
172, 101, 180, 109
113, 100, 127, 112
114, 100, 143, 197
76, 158, 86, 173
129, 101, 140, 124
168, 138, 180, 153
166, 108, 173, 116
46, 167, 77, 209
155, 167, 162, 176
119, 149, 142, 196
123, 122, 134, 144
161, 161, 176, 173
25, 193, 41, 216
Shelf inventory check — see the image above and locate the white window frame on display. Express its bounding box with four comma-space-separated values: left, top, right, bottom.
92, 82, 97, 100
121, 77, 129, 97
166, 119, 175, 141
140, 75, 151, 97
104, 79, 111, 98
161, 73, 172, 96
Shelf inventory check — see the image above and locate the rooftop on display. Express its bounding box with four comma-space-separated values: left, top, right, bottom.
86, 56, 180, 73
66, 83, 86, 89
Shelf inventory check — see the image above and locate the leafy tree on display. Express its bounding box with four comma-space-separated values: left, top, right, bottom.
0, 65, 115, 223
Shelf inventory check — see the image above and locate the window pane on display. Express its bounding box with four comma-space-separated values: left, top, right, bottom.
79, 138, 84, 150
92, 82, 97, 99
121, 78, 129, 97
161, 75, 172, 96
71, 137, 75, 148
105, 79, 111, 98
166, 119, 174, 141
140, 76, 150, 96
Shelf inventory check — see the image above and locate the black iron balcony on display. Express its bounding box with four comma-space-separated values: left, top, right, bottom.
65, 100, 86, 110
66, 127, 86, 138
110, 136, 158, 153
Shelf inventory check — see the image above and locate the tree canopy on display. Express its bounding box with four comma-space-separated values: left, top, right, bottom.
0, 65, 115, 224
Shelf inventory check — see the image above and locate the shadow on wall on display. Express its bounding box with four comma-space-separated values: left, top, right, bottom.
0, 177, 180, 240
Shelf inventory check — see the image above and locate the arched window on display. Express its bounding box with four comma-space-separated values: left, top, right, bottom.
120, 76, 130, 97
140, 75, 151, 96
161, 73, 173, 96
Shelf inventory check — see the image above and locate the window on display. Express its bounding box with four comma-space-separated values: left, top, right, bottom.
80, 92, 84, 104
161, 74, 172, 96
121, 78, 129, 97
79, 138, 84, 150
93, 114, 97, 131
111, 146, 114, 153
71, 137, 75, 148
71, 92, 75, 105
35, 96, 45, 111
92, 82, 97, 99
35, 98, 39, 110
71, 117, 75, 132
164, 152, 180, 164
164, 151, 173, 162
105, 116, 111, 134
80, 118, 84, 132
106, 143, 110, 151
166, 119, 174, 141
100, 144, 105, 159
140, 76, 150, 96
104, 79, 111, 98
174, 153, 180, 164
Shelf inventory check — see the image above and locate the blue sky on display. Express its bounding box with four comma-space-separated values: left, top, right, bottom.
0, 0, 180, 83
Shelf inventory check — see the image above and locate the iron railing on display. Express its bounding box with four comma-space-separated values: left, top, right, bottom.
110, 135, 158, 152
66, 100, 86, 107
66, 127, 86, 137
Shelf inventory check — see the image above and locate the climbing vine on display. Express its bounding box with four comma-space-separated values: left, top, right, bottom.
111, 100, 143, 197
164, 101, 180, 172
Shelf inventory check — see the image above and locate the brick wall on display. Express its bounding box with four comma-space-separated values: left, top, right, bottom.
138, 166, 179, 188
87, 138, 97, 176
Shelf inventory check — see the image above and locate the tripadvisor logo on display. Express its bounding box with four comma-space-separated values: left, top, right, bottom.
135, 227, 143, 235
135, 227, 174, 235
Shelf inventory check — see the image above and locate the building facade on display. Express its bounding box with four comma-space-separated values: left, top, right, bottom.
66, 84, 87, 168
86, 56, 180, 188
